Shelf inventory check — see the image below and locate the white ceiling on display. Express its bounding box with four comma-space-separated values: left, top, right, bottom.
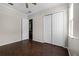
0, 3, 64, 16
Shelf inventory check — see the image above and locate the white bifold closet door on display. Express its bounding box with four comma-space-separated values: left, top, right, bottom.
43, 12, 66, 47
43, 15, 52, 44
52, 12, 65, 47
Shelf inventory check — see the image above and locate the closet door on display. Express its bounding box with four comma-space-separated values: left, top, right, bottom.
52, 12, 65, 47
43, 15, 52, 43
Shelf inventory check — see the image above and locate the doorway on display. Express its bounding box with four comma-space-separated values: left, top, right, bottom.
29, 19, 33, 41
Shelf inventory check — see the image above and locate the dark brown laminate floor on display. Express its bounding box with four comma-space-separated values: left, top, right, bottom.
0, 40, 69, 56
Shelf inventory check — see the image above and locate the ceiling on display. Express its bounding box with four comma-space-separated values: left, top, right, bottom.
0, 3, 64, 16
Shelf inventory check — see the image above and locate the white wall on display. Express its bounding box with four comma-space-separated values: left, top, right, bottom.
28, 4, 68, 46
0, 5, 28, 46
68, 3, 79, 56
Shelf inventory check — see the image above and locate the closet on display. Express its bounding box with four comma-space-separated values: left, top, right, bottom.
43, 11, 67, 47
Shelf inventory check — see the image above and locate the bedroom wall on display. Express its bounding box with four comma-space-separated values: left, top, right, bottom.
0, 4, 28, 46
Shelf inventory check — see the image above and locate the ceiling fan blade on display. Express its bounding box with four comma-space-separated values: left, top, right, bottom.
25, 3, 28, 8
32, 3, 37, 5
8, 3, 14, 5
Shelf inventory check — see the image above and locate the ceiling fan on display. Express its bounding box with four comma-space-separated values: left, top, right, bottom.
8, 3, 37, 14
8, 3, 37, 8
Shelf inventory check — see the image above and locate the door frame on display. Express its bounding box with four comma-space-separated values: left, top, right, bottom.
21, 18, 29, 41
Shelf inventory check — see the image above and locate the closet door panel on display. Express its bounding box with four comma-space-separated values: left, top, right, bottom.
43, 15, 51, 43
52, 12, 65, 47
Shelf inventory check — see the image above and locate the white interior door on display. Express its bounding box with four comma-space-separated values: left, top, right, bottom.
52, 12, 65, 47
22, 18, 29, 40
43, 15, 52, 43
